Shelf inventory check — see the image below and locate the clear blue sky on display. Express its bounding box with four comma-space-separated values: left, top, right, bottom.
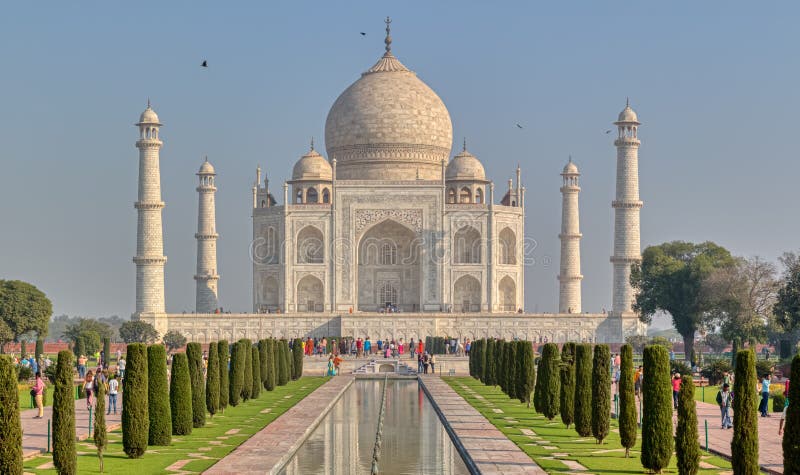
1, 2, 798, 321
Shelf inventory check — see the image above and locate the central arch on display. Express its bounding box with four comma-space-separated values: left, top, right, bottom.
296, 275, 324, 312
357, 219, 420, 312
453, 275, 481, 312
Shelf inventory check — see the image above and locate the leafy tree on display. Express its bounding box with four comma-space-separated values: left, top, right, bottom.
783, 354, 800, 472
206, 342, 219, 416
186, 342, 206, 427
591, 344, 610, 444
228, 340, 246, 406
618, 344, 637, 457
540, 343, 561, 420
624, 335, 649, 353
103, 337, 111, 367
517, 341, 535, 407
73, 337, 86, 359
292, 338, 304, 380
122, 343, 148, 458
774, 252, 800, 336
251, 346, 261, 399
169, 353, 192, 435
0, 280, 52, 350
147, 344, 171, 446
703, 333, 729, 354
732, 350, 759, 475
53, 351, 76, 474
574, 344, 593, 437
242, 340, 253, 401
94, 373, 107, 473
277, 339, 289, 386
162, 330, 187, 353
264, 339, 276, 391
119, 320, 159, 344
560, 342, 576, 428
0, 356, 22, 474
217, 340, 229, 409
62, 317, 113, 342
631, 241, 734, 364
675, 375, 700, 475
484, 339, 496, 387
641, 345, 673, 473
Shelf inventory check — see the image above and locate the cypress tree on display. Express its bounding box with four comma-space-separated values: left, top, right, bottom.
0, 356, 22, 475
783, 354, 800, 472
732, 349, 759, 475
540, 343, 561, 420
258, 339, 268, 388
264, 339, 276, 391
228, 340, 246, 406
474, 339, 483, 381
560, 342, 576, 428
497, 341, 508, 393
20, 340, 26, 359
641, 345, 673, 473
94, 373, 107, 473
484, 339, 496, 387
35, 337, 44, 362
73, 338, 86, 373
573, 343, 593, 437
169, 353, 192, 435
468, 339, 474, 377
122, 343, 149, 458
217, 340, 229, 410
676, 375, 700, 475
53, 351, 76, 474
242, 340, 253, 401
206, 342, 220, 417
277, 339, 289, 386
506, 341, 518, 400
591, 344, 611, 444
251, 346, 261, 399
292, 338, 304, 380
103, 337, 111, 368
533, 356, 543, 413
517, 341, 536, 407
147, 344, 171, 446
618, 344, 637, 457
186, 342, 206, 427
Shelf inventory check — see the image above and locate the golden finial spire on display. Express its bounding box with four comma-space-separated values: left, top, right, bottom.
384, 16, 392, 54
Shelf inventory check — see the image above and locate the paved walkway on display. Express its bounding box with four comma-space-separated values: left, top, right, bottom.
419, 376, 546, 474
206, 376, 353, 475
694, 399, 782, 474
21, 393, 123, 459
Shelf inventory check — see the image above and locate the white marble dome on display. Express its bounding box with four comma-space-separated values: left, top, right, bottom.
562, 159, 578, 175
446, 149, 486, 181
616, 104, 639, 123
198, 159, 215, 175
324, 51, 453, 180
292, 149, 332, 181
138, 104, 160, 125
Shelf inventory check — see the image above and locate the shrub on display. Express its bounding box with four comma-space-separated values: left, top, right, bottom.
670, 360, 692, 377
206, 342, 220, 416
241, 339, 253, 401
277, 340, 289, 386
20, 340, 26, 359
53, 351, 76, 474
258, 340, 268, 388
675, 375, 700, 475
478, 339, 487, 383
217, 340, 229, 410
186, 342, 206, 428
0, 356, 22, 474
574, 343, 593, 437
591, 344, 610, 444
251, 346, 261, 399
784, 354, 800, 472
103, 337, 111, 368
773, 393, 786, 412
147, 344, 171, 446
540, 343, 561, 420
16, 365, 33, 382
93, 373, 107, 473
35, 338, 44, 361
700, 359, 732, 385
484, 339, 496, 387
228, 340, 246, 406
618, 344, 637, 457
122, 343, 148, 458
506, 341, 519, 400
559, 342, 576, 428
169, 353, 192, 435
533, 356, 543, 413
732, 350, 759, 475
756, 359, 774, 378
517, 341, 535, 407
264, 339, 276, 391
292, 338, 304, 380
641, 345, 673, 473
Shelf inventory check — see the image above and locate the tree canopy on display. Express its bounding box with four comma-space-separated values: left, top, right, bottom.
774, 251, 800, 334
119, 320, 159, 344
631, 241, 734, 364
0, 280, 52, 348
62, 317, 113, 343
162, 330, 187, 353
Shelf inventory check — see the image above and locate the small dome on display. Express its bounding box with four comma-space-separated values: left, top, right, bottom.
198, 159, 215, 175
292, 149, 332, 181
562, 159, 579, 175
616, 103, 639, 123
446, 149, 486, 181
138, 104, 161, 125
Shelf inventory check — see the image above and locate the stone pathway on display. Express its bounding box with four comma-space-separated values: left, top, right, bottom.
21, 393, 123, 459
419, 376, 546, 474
694, 399, 782, 474
205, 376, 353, 474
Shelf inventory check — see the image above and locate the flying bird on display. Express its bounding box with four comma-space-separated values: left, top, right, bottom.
360, 32, 366, 36
605, 130, 612, 134
201, 60, 208, 68
516, 123, 523, 129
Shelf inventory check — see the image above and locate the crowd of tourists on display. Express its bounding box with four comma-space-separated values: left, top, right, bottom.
297, 335, 471, 359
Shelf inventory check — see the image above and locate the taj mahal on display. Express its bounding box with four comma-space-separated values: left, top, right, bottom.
133, 19, 645, 343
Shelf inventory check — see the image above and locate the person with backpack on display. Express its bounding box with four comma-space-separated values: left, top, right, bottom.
716, 383, 733, 429
107, 373, 119, 415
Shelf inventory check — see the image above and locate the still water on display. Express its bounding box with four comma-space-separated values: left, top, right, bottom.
280, 379, 470, 475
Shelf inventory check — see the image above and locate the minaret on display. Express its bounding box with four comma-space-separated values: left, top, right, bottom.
558, 157, 583, 313
611, 99, 643, 314
195, 157, 219, 313
133, 101, 167, 314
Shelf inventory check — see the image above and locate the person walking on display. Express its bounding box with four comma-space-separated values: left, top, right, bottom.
760, 373, 771, 417
409, 338, 416, 358
107, 373, 119, 415
84, 370, 95, 410
117, 356, 126, 380
430, 354, 436, 375
32, 371, 45, 418
423, 352, 430, 375
78, 354, 88, 379
417, 353, 424, 374
364, 337, 372, 356
634, 365, 643, 405
672, 373, 681, 409
716, 383, 733, 429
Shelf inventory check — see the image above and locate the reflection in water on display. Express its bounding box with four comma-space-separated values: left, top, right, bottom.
280, 379, 469, 475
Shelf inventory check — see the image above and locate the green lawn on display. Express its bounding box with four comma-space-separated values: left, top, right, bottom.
445, 377, 733, 475
23, 377, 328, 474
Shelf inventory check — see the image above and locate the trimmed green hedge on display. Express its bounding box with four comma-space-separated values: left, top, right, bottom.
53, 350, 76, 474
241, 339, 253, 401
206, 342, 220, 417
217, 340, 229, 410
559, 342, 576, 428
0, 355, 22, 474
147, 344, 171, 446
641, 345, 672, 472
122, 343, 149, 458
228, 340, 246, 406
186, 342, 206, 428
169, 353, 192, 436
251, 346, 261, 399
573, 343, 593, 437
